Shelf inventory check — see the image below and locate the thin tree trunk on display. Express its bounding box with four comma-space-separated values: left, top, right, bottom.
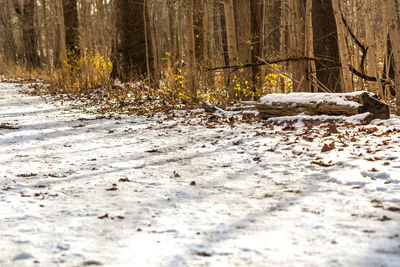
186, 0, 196, 95
364, 0, 382, 96
236, 0, 252, 92
22, 0, 40, 68
331, 0, 352, 92
223, 0, 238, 65
305, 0, 316, 92
62, 0, 79, 61
383, 0, 400, 109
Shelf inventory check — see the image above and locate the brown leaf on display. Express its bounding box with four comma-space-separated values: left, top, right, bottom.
377, 215, 392, 222
303, 136, 314, 142
311, 161, 334, 167
321, 142, 335, 152
253, 157, 261, 162
119, 178, 131, 182
146, 149, 159, 153
284, 189, 302, 194
17, 173, 37, 178
196, 252, 212, 257
190, 181, 196, 186
98, 213, 109, 219
105, 186, 118, 191
173, 171, 180, 177
387, 207, 400, 212
328, 123, 340, 134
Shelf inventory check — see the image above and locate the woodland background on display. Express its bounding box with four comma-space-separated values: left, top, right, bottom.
1, 0, 400, 111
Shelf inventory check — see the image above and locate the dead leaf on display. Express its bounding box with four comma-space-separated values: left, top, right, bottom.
253, 157, 261, 162
190, 181, 196, 186
284, 189, 302, 194
328, 123, 340, 134
173, 171, 180, 177
311, 161, 334, 167
377, 216, 392, 221
98, 213, 109, 219
105, 186, 118, 191
17, 173, 37, 178
387, 207, 400, 212
321, 142, 335, 152
146, 149, 159, 153
119, 178, 131, 182
196, 252, 212, 257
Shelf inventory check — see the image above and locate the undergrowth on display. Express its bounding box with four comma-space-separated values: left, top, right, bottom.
0, 52, 293, 115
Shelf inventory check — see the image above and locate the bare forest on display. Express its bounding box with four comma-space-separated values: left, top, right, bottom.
0, 0, 399, 111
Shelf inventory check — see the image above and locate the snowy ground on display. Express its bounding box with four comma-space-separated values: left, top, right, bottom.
0, 82, 399, 266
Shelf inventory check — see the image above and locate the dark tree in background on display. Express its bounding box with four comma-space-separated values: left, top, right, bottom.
22, 0, 40, 68
312, 0, 341, 92
112, 0, 146, 81
63, 0, 80, 61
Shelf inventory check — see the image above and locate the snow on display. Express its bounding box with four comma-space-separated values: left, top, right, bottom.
1, 82, 400, 266
259, 91, 367, 107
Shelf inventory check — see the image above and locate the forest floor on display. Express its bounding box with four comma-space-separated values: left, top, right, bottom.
0, 82, 400, 266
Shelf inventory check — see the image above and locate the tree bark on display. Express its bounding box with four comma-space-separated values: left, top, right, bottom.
112, 0, 147, 81
383, 0, 400, 109
22, 0, 40, 68
312, 0, 341, 92
62, 0, 79, 63
331, 0, 353, 92
235, 0, 252, 91
186, 0, 197, 95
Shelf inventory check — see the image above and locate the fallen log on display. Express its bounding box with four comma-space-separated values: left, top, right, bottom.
256, 91, 389, 122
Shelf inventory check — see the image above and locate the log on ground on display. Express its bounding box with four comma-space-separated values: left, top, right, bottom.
256, 91, 389, 122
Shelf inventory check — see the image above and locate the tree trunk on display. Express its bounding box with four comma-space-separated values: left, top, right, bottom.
312, 0, 341, 92
331, 0, 352, 92
112, 0, 146, 81
62, 0, 79, 63
235, 0, 252, 94
288, 0, 307, 92
22, 0, 40, 68
384, 0, 400, 110
305, 0, 316, 92
223, 0, 238, 65
251, 0, 264, 92
186, 0, 197, 95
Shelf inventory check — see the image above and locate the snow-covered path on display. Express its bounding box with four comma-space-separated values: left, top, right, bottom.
0, 82, 399, 266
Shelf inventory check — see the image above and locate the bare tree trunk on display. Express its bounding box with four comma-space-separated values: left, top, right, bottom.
383, 0, 400, 109
235, 0, 252, 91
288, 0, 306, 92
251, 0, 264, 97
147, 0, 159, 83
186, 0, 196, 95
22, 0, 40, 68
331, 0, 352, 92
54, 0, 66, 68
223, 0, 238, 65
0, 0, 18, 63
112, 0, 146, 81
312, 0, 341, 92
62, 0, 79, 64
364, 0, 382, 96
305, 0, 316, 92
